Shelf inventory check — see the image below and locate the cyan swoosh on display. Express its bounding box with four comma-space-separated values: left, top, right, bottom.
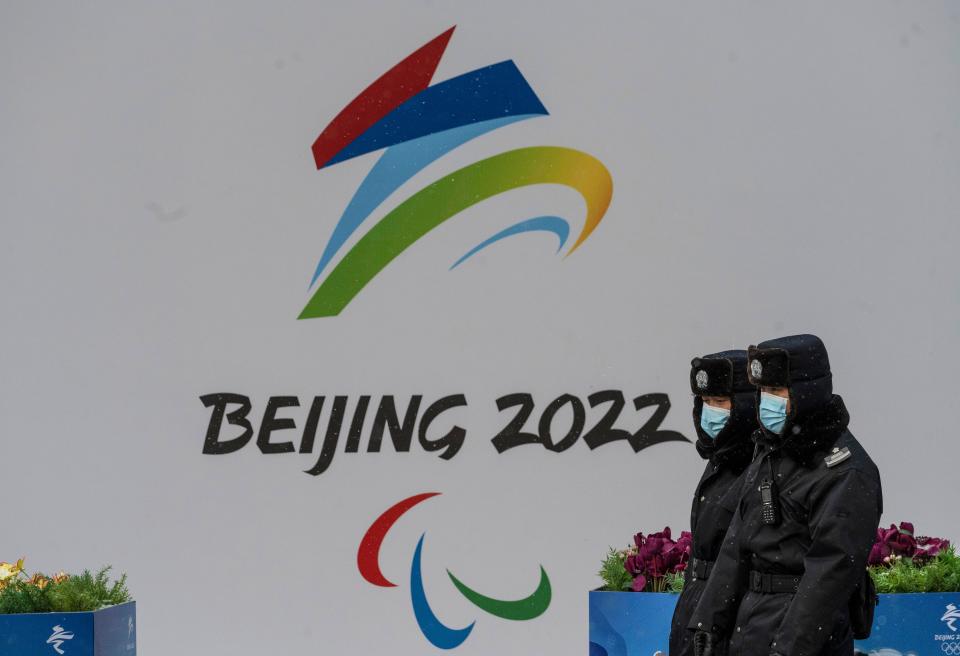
450, 216, 569, 270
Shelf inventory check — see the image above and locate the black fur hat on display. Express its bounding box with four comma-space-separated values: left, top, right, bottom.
748, 334, 851, 465
690, 350, 752, 397
747, 334, 832, 418
691, 350, 757, 471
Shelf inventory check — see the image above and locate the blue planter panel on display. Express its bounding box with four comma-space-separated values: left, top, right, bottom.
588, 592, 960, 656
589, 591, 675, 656
0, 602, 135, 656
857, 593, 960, 656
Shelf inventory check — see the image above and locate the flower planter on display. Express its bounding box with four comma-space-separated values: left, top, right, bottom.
589, 590, 675, 656
0, 601, 136, 656
588, 591, 960, 656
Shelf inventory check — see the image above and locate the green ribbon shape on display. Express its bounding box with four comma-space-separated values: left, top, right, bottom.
446, 565, 552, 621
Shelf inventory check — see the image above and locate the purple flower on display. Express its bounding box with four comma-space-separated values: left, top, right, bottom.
914, 536, 950, 564
868, 522, 950, 567
868, 541, 890, 566
877, 525, 898, 544
671, 531, 693, 573
631, 574, 647, 591
872, 523, 916, 559
623, 526, 692, 590
891, 524, 917, 557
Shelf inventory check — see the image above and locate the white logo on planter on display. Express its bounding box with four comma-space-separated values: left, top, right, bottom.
47, 625, 74, 654
944, 603, 960, 632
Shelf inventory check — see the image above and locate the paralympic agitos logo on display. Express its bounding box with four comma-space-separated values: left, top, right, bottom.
359, 493, 551, 649
299, 25, 613, 318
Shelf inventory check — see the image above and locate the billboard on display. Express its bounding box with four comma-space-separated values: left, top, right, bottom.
2, 1, 958, 653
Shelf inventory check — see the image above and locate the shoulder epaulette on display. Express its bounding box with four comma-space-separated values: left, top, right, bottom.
824, 446, 851, 468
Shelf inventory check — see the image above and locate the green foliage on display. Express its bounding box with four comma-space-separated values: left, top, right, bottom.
665, 571, 686, 593
646, 571, 682, 593
870, 546, 960, 593
598, 547, 633, 592
0, 580, 54, 615
0, 567, 130, 615
49, 567, 130, 612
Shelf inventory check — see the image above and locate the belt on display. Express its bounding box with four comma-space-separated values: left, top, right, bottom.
686, 557, 714, 582
749, 570, 802, 594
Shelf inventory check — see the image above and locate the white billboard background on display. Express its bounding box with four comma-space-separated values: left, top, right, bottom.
2, 1, 959, 654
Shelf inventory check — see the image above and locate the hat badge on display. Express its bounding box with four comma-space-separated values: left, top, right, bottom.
695, 370, 709, 390
750, 359, 763, 380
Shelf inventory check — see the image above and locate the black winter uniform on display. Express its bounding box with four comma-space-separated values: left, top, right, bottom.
669, 351, 757, 656
688, 335, 883, 656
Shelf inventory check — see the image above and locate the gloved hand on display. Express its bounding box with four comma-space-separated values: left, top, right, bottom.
693, 630, 718, 656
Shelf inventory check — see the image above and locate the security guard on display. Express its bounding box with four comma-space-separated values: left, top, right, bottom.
669, 351, 758, 656
689, 334, 882, 656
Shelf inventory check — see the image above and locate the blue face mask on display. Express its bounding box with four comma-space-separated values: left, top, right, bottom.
700, 403, 731, 439
759, 391, 789, 434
